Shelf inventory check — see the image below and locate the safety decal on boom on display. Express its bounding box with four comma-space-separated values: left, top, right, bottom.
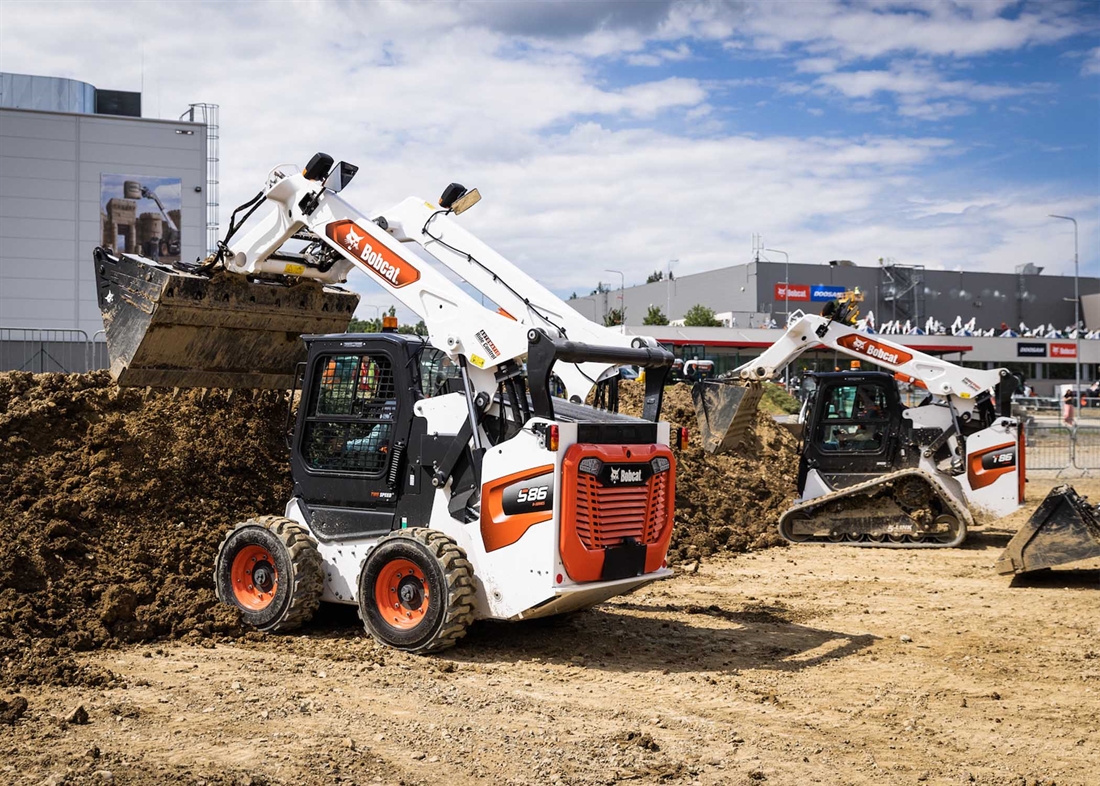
836, 334, 914, 366
326, 220, 421, 288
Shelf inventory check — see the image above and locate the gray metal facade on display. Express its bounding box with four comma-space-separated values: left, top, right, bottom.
573, 261, 1100, 332
0, 107, 207, 336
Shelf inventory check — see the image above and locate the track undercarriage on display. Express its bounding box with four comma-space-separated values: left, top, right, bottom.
778, 469, 969, 548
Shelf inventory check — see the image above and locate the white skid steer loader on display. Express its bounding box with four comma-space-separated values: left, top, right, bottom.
93, 154, 685, 651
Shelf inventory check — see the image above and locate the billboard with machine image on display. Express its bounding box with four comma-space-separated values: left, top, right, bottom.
100, 174, 182, 264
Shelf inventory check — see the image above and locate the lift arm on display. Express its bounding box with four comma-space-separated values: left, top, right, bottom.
222, 166, 531, 380
732, 311, 1007, 404
221, 160, 657, 401
377, 197, 657, 397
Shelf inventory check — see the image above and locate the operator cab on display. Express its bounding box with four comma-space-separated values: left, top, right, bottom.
798, 371, 909, 494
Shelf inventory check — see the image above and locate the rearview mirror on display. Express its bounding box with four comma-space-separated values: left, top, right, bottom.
324, 161, 359, 193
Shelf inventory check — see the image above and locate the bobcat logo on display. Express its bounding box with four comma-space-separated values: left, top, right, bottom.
343, 227, 363, 250
851, 337, 866, 351
610, 467, 620, 483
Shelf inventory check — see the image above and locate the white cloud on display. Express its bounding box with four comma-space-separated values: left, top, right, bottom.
1084, 47, 1100, 76
815, 66, 1054, 120
626, 43, 692, 66
796, 57, 840, 74
0, 0, 1093, 326
739, 1, 1081, 62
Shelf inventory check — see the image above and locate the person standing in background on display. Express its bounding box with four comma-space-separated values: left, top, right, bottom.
1063, 389, 1077, 427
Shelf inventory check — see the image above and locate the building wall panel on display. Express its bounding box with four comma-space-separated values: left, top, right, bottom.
0, 107, 207, 336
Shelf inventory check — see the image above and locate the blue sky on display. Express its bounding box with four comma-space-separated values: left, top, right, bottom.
2, 0, 1098, 320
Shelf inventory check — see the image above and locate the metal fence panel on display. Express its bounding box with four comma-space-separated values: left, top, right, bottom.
1024, 424, 1073, 470
1071, 426, 1100, 470
0, 327, 107, 374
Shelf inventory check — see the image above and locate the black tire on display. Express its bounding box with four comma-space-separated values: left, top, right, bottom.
214, 515, 323, 632
357, 528, 475, 653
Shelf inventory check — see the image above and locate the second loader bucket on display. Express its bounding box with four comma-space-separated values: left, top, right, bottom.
93, 248, 359, 389
691, 380, 763, 454
995, 485, 1100, 575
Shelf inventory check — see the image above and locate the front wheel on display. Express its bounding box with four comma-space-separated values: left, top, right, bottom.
214, 516, 323, 632
358, 529, 476, 653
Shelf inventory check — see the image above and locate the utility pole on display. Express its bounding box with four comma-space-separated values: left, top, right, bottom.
1049, 214, 1080, 403
666, 259, 678, 321
605, 268, 625, 332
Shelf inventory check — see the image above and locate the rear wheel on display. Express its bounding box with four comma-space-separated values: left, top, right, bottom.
931, 514, 962, 544
779, 512, 815, 543
214, 516, 323, 632
358, 529, 476, 653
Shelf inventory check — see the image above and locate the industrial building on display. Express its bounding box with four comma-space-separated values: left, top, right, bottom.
571, 260, 1100, 394
0, 72, 216, 372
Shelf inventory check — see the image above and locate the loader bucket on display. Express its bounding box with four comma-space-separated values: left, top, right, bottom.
93, 248, 359, 389
691, 380, 764, 454
995, 485, 1100, 575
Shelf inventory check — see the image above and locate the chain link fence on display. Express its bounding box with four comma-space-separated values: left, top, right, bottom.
0, 327, 107, 374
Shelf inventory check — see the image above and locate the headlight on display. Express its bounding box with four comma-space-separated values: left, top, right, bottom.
578, 457, 603, 475
651, 456, 671, 474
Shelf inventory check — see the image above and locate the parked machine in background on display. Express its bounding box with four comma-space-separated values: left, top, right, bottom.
692, 296, 1100, 570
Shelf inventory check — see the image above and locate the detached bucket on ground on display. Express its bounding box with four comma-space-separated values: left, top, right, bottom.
996, 484, 1100, 575
93, 248, 359, 389
691, 380, 764, 454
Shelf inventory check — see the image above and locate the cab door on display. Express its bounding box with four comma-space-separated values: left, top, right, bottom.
800, 374, 903, 490
291, 341, 411, 540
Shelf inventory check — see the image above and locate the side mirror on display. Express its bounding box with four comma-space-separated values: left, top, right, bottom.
324, 161, 358, 193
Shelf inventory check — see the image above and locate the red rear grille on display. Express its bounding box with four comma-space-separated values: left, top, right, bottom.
574, 471, 669, 549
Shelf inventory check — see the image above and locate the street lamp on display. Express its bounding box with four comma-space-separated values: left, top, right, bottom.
358, 304, 382, 330
765, 248, 790, 319
1048, 215, 1080, 403
605, 268, 625, 332
667, 259, 678, 321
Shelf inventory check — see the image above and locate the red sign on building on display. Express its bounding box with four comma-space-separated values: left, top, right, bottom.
774, 283, 810, 301
1050, 342, 1077, 359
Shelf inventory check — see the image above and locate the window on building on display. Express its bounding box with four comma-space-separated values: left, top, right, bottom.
1000, 362, 1036, 380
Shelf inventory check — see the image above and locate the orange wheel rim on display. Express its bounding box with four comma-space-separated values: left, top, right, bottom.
375, 558, 429, 630
231, 544, 278, 611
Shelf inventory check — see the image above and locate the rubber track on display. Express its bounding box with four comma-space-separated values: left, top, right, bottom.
359, 528, 477, 653
215, 515, 324, 632
778, 468, 971, 549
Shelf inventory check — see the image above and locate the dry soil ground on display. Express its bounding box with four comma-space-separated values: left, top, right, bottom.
2, 478, 1097, 786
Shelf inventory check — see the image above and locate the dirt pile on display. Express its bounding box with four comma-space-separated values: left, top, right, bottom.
618, 380, 800, 561
0, 372, 292, 686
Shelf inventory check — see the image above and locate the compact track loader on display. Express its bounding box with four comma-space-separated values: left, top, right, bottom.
687, 295, 1100, 569
94, 154, 682, 651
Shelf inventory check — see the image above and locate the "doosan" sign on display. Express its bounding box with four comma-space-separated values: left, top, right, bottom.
811, 285, 848, 302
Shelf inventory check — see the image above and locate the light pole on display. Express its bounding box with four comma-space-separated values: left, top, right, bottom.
359, 304, 382, 330
765, 248, 790, 320
605, 268, 625, 332
667, 259, 678, 322
1049, 215, 1080, 403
